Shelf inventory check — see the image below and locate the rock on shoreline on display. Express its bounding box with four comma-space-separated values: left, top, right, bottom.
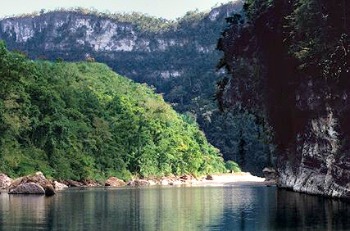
105, 177, 126, 187
0, 172, 272, 196
1, 172, 71, 196
0, 173, 12, 190
8, 172, 58, 196
9, 182, 46, 194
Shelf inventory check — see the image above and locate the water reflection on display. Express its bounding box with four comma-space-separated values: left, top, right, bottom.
0, 186, 349, 230
273, 189, 350, 231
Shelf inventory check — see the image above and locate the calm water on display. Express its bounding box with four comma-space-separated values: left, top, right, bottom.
0, 185, 350, 231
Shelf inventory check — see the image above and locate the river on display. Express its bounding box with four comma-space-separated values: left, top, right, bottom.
0, 185, 350, 230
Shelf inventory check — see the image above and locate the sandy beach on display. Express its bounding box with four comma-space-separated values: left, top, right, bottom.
191, 172, 273, 187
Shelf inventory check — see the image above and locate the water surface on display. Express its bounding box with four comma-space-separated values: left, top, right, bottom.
0, 185, 350, 230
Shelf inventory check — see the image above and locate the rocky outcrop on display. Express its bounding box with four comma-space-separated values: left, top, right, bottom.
277, 93, 350, 198
9, 172, 56, 196
0, 173, 12, 190
217, 1, 350, 199
105, 177, 126, 187
263, 168, 277, 183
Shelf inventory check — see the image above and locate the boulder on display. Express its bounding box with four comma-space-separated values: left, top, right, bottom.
53, 181, 68, 191
82, 179, 100, 187
148, 180, 157, 186
127, 179, 150, 187
9, 182, 45, 194
65, 180, 83, 187
105, 177, 126, 187
0, 173, 12, 190
160, 179, 169, 186
180, 175, 192, 181
44, 184, 56, 196
9, 172, 56, 196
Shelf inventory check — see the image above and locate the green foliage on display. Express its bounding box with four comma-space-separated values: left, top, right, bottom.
287, 0, 350, 79
1, 2, 267, 175
0, 42, 226, 180
225, 160, 241, 173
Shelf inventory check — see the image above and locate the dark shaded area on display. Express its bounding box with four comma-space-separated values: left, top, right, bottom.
217, 0, 350, 196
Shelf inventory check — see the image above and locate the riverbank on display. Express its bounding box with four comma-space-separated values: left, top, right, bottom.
0, 172, 275, 195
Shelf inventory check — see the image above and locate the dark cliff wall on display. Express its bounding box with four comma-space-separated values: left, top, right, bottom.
218, 0, 350, 198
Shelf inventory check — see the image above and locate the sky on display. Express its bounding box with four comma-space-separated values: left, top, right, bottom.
0, 0, 235, 20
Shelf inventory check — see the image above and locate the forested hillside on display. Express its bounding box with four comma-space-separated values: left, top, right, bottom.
0, 1, 271, 175
0, 42, 226, 181
218, 0, 350, 198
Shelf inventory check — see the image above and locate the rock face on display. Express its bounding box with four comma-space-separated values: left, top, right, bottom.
0, 173, 12, 190
105, 177, 126, 187
277, 81, 350, 198
263, 168, 277, 182
217, 2, 350, 199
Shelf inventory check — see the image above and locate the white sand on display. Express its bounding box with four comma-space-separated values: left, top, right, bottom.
192, 172, 269, 186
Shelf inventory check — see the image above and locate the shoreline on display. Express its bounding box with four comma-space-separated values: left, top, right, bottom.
0, 172, 275, 194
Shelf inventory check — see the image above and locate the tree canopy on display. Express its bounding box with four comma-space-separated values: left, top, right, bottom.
0, 41, 226, 181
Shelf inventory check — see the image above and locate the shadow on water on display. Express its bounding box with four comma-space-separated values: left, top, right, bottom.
271, 189, 350, 231
0, 186, 350, 231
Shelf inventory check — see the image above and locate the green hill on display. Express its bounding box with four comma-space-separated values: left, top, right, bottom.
0, 41, 225, 181
0, 2, 271, 175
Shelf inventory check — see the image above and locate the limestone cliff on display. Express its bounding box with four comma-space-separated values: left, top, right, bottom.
217, 1, 350, 198
278, 78, 350, 198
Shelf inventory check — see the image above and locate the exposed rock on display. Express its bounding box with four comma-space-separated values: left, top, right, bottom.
29, 172, 48, 185
127, 179, 150, 187
9, 172, 56, 196
10, 177, 24, 189
180, 175, 192, 181
263, 168, 277, 182
65, 180, 84, 187
53, 181, 68, 191
276, 103, 350, 198
217, 4, 350, 199
9, 182, 45, 194
82, 179, 101, 187
105, 177, 126, 187
148, 180, 157, 186
44, 184, 56, 196
0, 173, 12, 190
160, 179, 169, 186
